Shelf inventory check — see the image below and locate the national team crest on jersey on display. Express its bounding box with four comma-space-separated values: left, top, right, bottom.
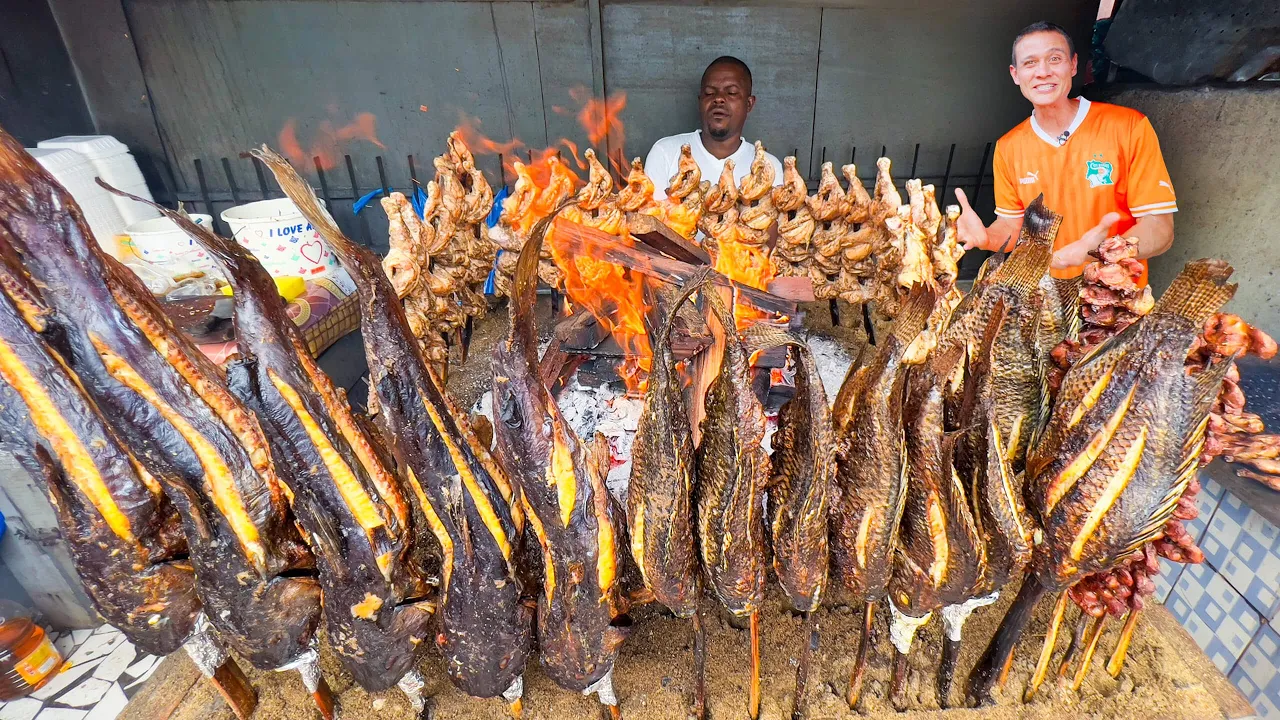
1085, 159, 1114, 188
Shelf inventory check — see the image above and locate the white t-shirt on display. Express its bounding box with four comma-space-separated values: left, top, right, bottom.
644, 130, 784, 201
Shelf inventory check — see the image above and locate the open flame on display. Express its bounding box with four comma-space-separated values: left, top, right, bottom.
278, 112, 385, 171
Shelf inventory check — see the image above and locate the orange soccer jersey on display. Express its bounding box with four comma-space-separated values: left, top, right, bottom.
993, 98, 1177, 283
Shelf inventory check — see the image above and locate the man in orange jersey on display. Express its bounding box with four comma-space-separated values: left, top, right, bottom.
955, 21, 1176, 284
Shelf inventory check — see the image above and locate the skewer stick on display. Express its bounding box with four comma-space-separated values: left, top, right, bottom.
967, 578, 1047, 705
692, 603, 708, 720
1057, 614, 1089, 680
1069, 615, 1107, 691
791, 612, 819, 720
937, 636, 961, 708
847, 600, 875, 709
1105, 609, 1141, 677
309, 678, 337, 720
209, 657, 258, 720
889, 651, 910, 710
1025, 592, 1069, 702
749, 610, 762, 720
509, 698, 524, 719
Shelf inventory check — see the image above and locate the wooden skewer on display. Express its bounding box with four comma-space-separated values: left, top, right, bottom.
309, 676, 337, 720
693, 602, 707, 720
1070, 615, 1107, 691
847, 600, 875, 709
508, 697, 524, 718
997, 650, 1016, 689
749, 610, 762, 720
1106, 609, 1141, 677
209, 656, 258, 720
1025, 592, 1069, 702
1057, 613, 1089, 680
791, 612, 819, 720
889, 649, 911, 710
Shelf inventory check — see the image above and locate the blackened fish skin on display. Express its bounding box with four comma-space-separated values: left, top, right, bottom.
0, 258, 199, 656
119, 184, 434, 693
0, 130, 318, 670
254, 146, 531, 699
491, 214, 627, 692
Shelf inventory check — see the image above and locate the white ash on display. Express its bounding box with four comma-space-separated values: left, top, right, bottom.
806, 334, 856, 404
556, 377, 642, 502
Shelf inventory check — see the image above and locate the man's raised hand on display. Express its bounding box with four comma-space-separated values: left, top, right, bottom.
954, 189, 988, 251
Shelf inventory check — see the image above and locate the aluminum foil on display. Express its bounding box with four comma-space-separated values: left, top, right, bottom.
941, 591, 1000, 642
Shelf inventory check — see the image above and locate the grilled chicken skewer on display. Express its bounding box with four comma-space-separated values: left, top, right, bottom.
628, 269, 714, 719
254, 148, 534, 715
493, 212, 630, 718
0, 131, 330, 709
755, 328, 834, 720
694, 285, 774, 720
106, 181, 440, 714
968, 260, 1237, 705
0, 251, 204, 658
830, 286, 936, 710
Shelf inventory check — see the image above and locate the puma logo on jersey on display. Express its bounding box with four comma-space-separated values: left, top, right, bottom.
1019, 170, 1039, 185
1159, 180, 1174, 191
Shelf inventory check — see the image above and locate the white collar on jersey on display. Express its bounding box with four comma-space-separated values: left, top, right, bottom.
1030, 97, 1091, 148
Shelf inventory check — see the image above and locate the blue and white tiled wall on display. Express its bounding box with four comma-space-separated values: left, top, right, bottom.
1159, 474, 1280, 717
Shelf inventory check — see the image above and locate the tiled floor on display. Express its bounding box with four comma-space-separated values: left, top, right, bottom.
0, 624, 160, 720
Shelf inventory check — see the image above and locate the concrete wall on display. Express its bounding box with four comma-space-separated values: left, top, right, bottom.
1103, 85, 1280, 332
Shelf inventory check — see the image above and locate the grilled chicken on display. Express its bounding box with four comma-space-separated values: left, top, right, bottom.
107, 182, 439, 709
969, 260, 1237, 705
693, 284, 771, 720
251, 148, 535, 713
0, 132, 323, 683
627, 269, 714, 718
829, 285, 935, 709
737, 142, 776, 232
492, 212, 629, 715
567, 150, 625, 237
0, 253, 201, 657
753, 326, 834, 719
771, 157, 816, 279
886, 341, 984, 709
618, 157, 659, 217
699, 161, 739, 256
659, 145, 705, 239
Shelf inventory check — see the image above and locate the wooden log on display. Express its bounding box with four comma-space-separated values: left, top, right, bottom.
626, 212, 710, 266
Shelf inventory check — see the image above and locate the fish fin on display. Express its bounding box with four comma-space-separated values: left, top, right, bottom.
742, 322, 800, 355
974, 253, 1006, 288
251, 147, 359, 261
1016, 195, 1063, 249
1152, 259, 1236, 326
890, 284, 938, 344
930, 340, 967, 380
701, 281, 739, 338
1054, 276, 1084, 341
1190, 352, 1238, 416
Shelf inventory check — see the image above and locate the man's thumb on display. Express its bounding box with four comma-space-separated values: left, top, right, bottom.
955, 188, 972, 211
1093, 211, 1122, 235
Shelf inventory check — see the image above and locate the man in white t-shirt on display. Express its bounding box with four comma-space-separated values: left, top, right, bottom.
644, 56, 783, 200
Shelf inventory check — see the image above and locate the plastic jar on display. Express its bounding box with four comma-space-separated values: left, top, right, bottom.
0, 601, 63, 701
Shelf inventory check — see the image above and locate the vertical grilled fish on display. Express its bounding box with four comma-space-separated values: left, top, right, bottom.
969, 259, 1237, 704
694, 285, 771, 720
253, 147, 533, 708
107, 182, 438, 697
829, 285, 936, 708
0, 131, 320, 673
0, 253, 200, 656
492, 213, 628, 712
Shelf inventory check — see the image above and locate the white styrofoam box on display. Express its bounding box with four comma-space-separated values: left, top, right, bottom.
27, 148, 127, 252
38, 135, 159, 225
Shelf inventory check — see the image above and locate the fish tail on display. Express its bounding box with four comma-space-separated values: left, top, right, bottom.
1153, 259, 1236, 326
252, 146, 360, 262
991, 241, 1052, 298
742, 323, 800, 355
1017, 195, 1063, 249
890, 285, 937, 343
658, 267, 715, 346
701, 279, 738, 336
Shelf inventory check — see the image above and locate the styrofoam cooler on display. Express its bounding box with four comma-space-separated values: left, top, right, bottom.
28, 147, 128, 251
220, 198, 352, 292
37, 135, 161, 226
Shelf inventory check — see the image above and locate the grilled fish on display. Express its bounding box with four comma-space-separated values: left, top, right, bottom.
492, 213, 628, 709
969, 259, 1237, 704
0, 131, 320, 672
107, 183, 437, 696
253, 147, 533, 706
0, 252, 200, 656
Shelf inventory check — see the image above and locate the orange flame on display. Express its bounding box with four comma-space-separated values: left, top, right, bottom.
711, 231, 775, 329
278, 112, 385, 171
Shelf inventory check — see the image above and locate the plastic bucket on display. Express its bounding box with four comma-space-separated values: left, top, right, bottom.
220, 198, 338, 279
125, 214, 215, 270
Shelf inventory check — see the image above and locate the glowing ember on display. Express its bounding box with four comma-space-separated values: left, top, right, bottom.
278, 112, 385, 171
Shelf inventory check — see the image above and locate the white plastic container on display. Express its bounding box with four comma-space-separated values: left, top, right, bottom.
220, 198, 341, 280
124, 214, 217, 274
28, 147, 128, 252
37, 135, 160, 226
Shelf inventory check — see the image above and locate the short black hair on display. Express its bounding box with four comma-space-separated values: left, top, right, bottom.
703, 56, 752, 90
1011, 21, 1075, 65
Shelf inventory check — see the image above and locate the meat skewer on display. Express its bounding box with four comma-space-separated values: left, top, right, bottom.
627, 269, 715, 719
694, 285, 774, 720
493, 212, 630, 718
751, 327, 834, 720
107, 181, 441, 714
968, 259, 1238, 705
829, 285, 936, 710
658, 144, 707, 240
0, 130, 331, 713
254, 147, 535, 715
